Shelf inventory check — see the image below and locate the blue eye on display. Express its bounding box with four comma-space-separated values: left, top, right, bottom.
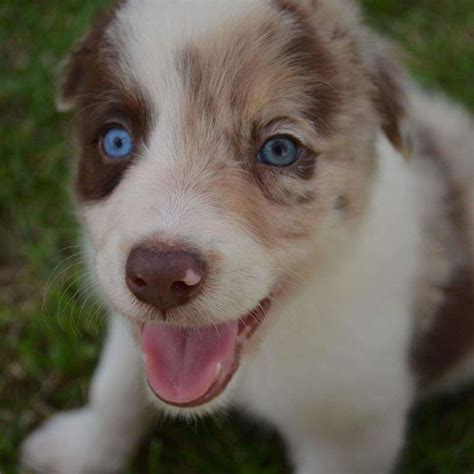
102, 127, 134, 159
257, 136, 299, 167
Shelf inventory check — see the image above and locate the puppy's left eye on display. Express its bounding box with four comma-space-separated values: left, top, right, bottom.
257, 136, 299, 167
101, 127, 134, 159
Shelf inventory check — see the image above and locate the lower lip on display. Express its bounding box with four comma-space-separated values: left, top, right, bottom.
146, 297, 272, 408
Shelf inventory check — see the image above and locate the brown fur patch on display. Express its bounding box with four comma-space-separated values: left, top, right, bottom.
366, 42, 411, 160
59, 1, 124, 110
411, 127, 474, 388
74, 86, 151, 201
176, 2, 342, 209
412, 269, 474, 386
60, 3, 152, 201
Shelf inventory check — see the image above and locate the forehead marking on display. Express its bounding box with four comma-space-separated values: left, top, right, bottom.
172, 3, 341, 209
175, 2, 341, 136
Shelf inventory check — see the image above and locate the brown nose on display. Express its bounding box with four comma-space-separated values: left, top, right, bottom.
125, 246, 205, 313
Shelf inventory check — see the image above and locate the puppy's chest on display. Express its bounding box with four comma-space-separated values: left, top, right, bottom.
234, 278, 414, 425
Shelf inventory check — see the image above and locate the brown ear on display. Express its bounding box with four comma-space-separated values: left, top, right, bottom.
56, 11, 116, 112
297, 2, 411, 159
57, 37, 94, 111
365, 38, 412, 160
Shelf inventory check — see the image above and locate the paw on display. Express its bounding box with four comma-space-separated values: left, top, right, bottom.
21, 408, 128, 474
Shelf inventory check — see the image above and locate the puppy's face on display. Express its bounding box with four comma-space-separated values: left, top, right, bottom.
61, 0, 405, 413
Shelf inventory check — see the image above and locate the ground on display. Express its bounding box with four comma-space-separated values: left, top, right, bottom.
1, 1, 473, 472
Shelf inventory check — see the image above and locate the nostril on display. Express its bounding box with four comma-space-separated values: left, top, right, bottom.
132, 276, 147, 289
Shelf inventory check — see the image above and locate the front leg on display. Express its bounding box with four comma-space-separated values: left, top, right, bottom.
287, 413, 407, 474
21, 316, 153, 474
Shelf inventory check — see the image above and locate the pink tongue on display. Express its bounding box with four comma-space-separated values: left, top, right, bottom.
141, 321, 238, 404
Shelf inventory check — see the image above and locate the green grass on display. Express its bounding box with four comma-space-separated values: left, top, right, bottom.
1, 1, 473, 472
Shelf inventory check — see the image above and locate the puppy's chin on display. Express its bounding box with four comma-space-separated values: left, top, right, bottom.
144, 375, 236, 419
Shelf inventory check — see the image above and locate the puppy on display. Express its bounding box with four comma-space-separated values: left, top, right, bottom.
21, 0, 474, 472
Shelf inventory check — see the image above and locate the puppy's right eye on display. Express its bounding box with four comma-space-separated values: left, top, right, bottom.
101, 127, 134, 159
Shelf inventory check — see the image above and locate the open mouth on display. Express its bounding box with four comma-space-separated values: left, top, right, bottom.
140, 298, 272, 408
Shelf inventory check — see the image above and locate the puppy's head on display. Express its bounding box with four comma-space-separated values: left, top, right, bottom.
60, 0, 408, 413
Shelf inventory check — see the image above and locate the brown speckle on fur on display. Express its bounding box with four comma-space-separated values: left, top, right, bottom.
334, 194, 349, 211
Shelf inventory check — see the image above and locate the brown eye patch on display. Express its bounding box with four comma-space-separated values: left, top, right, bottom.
74, 88, 151, 201
58, 2, 152, 202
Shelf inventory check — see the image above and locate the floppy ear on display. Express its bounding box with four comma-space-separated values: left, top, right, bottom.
56, 13, 113, 112
299, 1, 411, 159
57, 38, 94, 112
365, 38, 412, 160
